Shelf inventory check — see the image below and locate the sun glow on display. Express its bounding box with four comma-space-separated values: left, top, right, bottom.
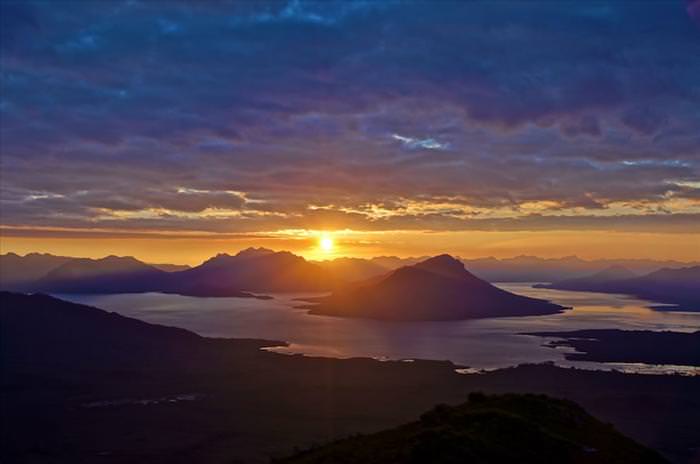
319, 235, 334, 253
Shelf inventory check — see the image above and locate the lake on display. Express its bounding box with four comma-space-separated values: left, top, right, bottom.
59, 283, 700, 375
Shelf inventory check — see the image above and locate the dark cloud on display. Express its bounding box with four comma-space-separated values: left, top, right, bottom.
0, 0, 698, 235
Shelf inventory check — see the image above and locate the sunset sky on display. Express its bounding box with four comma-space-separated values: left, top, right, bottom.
1, 1, 699, 264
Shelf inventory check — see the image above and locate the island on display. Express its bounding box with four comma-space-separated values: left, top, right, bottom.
526, 329, 700, 367
303, 254, 566, 321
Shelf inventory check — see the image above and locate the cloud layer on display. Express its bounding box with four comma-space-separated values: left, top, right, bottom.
1, 0, 699, 236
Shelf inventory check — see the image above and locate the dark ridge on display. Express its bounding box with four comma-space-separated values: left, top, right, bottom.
277, 393, 666, 464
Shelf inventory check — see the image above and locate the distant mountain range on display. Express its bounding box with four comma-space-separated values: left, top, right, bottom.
0, 248, 337, 297
0, 252, 76, 288
535, 266, 700, 310
2, 250, 697, 305
34, 255, 172, 294
461, 256, 696, 283
314, 254, 696, 283
303, 255, 565, 321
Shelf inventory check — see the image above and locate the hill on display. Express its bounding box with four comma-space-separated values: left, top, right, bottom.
278, 393, 665, 464
537, 266, 700, 310
34, 255, 172, 294
171, 247, 337, 294
0, 291, 281, 375
0, 252, 75, 289
0, 249, 335, 297
305, 255, 565, 320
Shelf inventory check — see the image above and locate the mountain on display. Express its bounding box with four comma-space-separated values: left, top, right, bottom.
304, 255, 565, 320
33, 255, 172, 294
533, 266, 637, 290
462, 256, 695, 283
306, 255, 698, 285
0, 249, 331, 297
278, 393, 665, 464
149, 263, 191, 272
537, 266, 700, 310
620, 266, 700, 309
370, 256, 426, 270
0, 252, 74, 289
0, 291, 281, 376
0, 253, 191, 292
314, 257, 390, 282
171, 247, 337, 294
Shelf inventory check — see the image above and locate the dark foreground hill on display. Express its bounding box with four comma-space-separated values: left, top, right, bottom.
306, 255, 565, 320
2, 292, 699, 463
278, 393, 665, 464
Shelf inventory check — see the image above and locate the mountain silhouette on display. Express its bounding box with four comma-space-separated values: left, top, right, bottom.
0, 252, 75, 289
0, 249, 338, 297
538, 266, 700, 310
0, 291, 281, 374
278, 393, 665, 464
33, 255, 171, 294
533, 266, 637, 290
306, 255, 565, 320
299, 254, 699, 283
169, 248, 337, 294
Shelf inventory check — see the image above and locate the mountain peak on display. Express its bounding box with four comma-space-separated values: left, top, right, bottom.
413, 254, 469, 280
235, 247, 276, 259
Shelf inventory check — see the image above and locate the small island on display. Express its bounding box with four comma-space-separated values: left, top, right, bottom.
526, 329, 700, 367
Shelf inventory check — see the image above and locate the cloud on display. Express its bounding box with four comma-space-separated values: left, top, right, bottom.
391, 134, 450, 151
0, 0, 698, 237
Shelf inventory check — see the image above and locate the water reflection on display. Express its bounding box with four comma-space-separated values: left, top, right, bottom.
59, 283, 700, 375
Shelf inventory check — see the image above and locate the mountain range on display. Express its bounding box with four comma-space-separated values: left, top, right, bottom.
536, 266, 700, 310
314, 255, 686, 283
304, 255, 565, 321
0, 248, 337, 297
2, 250, 697, 307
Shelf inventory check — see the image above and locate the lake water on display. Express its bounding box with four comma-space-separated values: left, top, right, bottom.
59, 284, 700, 375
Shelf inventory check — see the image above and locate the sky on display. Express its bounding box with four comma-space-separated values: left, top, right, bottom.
1, 0, 699, 264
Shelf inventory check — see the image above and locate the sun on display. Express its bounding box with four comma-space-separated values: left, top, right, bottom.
319, 235, 334, 253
